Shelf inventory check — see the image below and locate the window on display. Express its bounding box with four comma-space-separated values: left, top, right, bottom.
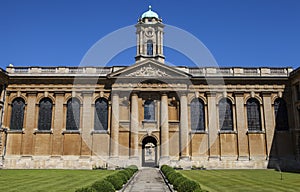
219, 98, 233, 131
190, 98, 205, 131
147, 40, 153, 56
10, 98, 25, 130
247, 98, 262, 131
94, 98, 108, 131
38, 98, 53, 130
297, 84, 300, 100
144, 100, 155, 121
66, 98, 80, 130
274, 98, 289, 131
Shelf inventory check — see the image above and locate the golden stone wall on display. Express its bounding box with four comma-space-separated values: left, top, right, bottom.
0, 65, 299, 169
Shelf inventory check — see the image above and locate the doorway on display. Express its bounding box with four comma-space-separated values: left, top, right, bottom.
142, 136, 157, 167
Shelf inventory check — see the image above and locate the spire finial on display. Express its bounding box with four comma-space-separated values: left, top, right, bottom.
149, 5, 152, 10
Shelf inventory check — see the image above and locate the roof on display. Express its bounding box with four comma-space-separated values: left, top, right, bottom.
141, 6, 159, 19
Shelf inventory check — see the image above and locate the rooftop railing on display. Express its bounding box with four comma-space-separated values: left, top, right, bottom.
6, 66, 293, 77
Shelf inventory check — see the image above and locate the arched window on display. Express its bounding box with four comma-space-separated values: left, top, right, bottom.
190, 98, 205, 131
144, 100, 155, 121
274, 98, 289, 131
94, 98, 108, 131
66, 98, 80, 130
247, 98, 262, 131
147, 40, 153, 56
10, 98, 25, 130
38, 98, 53, 130
219, 98, 233, 131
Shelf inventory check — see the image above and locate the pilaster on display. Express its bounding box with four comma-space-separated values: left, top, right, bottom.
51, 92, 64, 155
81, 91, 93, 156
22, 91, 37, 155
130, 92, 139, 159
207, 92, 219, 159
110, 92, 119, 158
234, 92, 249, 160
262, 92, 274, 159
180, 92, 190, 160
160, 92, 169, 161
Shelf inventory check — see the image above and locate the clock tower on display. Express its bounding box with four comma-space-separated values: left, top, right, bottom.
135, 6, 165, 63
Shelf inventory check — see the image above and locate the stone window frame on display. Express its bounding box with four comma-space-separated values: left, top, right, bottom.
66, 97, 81, 131
93, 97, 109, 131
190, 98, 206, 131
146, 40, 153, 56
9, 97, 26, 131
246, 98, 262, 131
143, 99, 156, 122
218, 98, 234, 131
37, 97, 53, 131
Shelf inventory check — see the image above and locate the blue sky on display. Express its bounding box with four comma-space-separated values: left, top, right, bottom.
0, 0, 299, 69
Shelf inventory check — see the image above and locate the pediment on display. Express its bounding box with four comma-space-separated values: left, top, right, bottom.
108, 59, 190, 79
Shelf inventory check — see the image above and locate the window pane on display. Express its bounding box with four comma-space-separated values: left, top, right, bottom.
297, 84, 300, 100
274, 98, 289, 131
147, 40, 153, 56
10, 98, 25, 130
94, 98, 108, 130
66, 98, 80, 130
38, 98, 52, 130
144, 100, 155, 121
219, 98, 233, 131
190, 98, 205, 130
247, 98, 262, 131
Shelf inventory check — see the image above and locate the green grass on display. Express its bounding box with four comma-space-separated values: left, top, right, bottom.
179, 169, 300, 192
0, 169, 114, 192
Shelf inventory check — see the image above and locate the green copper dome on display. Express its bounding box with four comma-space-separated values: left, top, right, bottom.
141, 6, 159, 19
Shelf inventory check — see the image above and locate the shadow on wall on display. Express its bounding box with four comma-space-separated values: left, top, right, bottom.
267, 85, 300, 172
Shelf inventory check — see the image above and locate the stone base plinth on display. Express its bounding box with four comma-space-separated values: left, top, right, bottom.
2, 155, 300, 170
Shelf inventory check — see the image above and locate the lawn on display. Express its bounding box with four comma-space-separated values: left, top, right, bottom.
0, 169, 114, 192
179, 169, 300, 192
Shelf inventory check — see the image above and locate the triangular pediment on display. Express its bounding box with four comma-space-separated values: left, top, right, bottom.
108, 59, 190, 79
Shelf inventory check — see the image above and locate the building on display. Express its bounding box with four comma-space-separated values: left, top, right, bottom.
0, 7, 300, 169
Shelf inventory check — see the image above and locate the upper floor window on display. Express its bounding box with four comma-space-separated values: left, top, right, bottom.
94, 98, 108, 131
190, 98, 205, 131
274, 98, 289, 131
246, 98, 262, 131
219, 98, 233, 131
10, 98, 25, 130
66, 98, 80, 130
297, 84, 300, 100
144, 100, 155, 121
147, 40, 153, 56
38, 98, 53, 130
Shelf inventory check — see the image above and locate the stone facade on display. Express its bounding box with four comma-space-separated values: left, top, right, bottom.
0, 8, 299, 170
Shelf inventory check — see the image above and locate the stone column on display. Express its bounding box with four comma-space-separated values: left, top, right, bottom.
180, 92, 190, 160
81, 91, 93, 156
160, 92, 169, 160
22, 92, 37, 155
130, 92, 139, 159
262, 92, 274, 159
139, 31, 143, 54
234, 92, 249, 160
52, 92, 64, 155
110, 92, 119, 158
207, 92, 219, 158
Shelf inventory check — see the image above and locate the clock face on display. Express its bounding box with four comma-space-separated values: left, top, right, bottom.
145, 28, 154, 37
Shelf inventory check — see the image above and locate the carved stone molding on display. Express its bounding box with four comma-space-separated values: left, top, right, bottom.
126, 64, 170, 77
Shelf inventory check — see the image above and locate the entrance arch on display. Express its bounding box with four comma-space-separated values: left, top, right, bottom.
142, 136, 158, 167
